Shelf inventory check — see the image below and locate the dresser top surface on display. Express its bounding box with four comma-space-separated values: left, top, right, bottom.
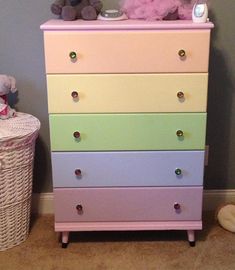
40, 19, 214, 31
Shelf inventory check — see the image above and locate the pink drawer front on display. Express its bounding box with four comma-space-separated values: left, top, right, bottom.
43, 30, 211, 73
54, 187, 203, 222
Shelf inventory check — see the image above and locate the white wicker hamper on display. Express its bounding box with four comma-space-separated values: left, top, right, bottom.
0, 112, 40, 251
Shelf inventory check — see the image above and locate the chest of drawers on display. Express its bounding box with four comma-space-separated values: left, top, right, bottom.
41, 19, 213, 248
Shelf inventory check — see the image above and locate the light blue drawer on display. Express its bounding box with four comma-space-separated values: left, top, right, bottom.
52, 151, 205, 187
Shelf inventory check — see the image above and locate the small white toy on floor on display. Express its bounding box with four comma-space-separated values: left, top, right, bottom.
217, 204, 235, 233
0, 74, 17, 120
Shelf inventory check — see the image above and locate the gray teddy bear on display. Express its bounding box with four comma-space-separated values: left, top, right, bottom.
51, 0, 103, 21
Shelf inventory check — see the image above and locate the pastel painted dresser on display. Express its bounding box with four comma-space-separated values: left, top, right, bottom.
41, 19, 214, 248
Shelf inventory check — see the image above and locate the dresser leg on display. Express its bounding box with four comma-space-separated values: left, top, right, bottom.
61, 231, 69, 248
187, 230, 195, 247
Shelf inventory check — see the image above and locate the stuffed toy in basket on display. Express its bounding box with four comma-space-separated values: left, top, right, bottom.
0, 74, 17, 120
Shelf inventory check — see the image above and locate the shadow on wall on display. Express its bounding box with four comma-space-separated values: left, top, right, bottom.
204, 10, 235, 189
33, 136, 52, 193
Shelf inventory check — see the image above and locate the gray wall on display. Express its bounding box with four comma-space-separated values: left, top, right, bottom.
0, 0, 234, 192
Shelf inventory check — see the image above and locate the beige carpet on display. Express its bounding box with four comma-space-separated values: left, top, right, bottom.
0, 212, 235, 270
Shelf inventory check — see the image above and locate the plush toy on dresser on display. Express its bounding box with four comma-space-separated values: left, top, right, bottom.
0, 74, 17, 120
120, 0, 207, 20
51, 0, 103, 21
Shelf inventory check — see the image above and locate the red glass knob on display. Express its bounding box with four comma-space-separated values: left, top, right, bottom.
73, 131, 80, 139
174, 203, 181, 210
71, 91, 79, 99
178, 49, 186, 58
75, 169, 82, 176
177, 91, 184, 99
76, 204, 83, 213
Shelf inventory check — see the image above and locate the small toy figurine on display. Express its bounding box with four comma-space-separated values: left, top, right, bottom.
0, 74, 17, 120
120, 0, 207, 20
51, 0, 103, 21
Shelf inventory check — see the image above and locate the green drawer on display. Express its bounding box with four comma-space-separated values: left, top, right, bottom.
49, 113, 206, 151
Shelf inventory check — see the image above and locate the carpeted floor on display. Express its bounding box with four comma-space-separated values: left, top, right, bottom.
0, 212, 235, 270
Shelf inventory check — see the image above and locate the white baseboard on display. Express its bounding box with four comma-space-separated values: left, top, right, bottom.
32, 193, 54, 214
32, 190, 235, 215
202, 189, 235, 210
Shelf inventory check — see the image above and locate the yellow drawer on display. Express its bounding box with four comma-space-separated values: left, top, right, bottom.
47, 73, 208, 113
43, 30, 211, 74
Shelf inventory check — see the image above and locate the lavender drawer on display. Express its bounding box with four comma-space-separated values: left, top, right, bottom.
54, 187, 203, 222
51, 151, 205, 187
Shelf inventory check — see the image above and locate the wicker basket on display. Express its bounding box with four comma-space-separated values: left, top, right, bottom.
0, 112, 40, 251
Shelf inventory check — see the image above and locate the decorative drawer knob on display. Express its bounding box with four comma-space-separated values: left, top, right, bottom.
178, 49, 186, 58
175, 168, 182, 176
73, 131, 80, 139
76, 204, 83, 214
75, 169, 82, 177
69, 51, 77, 60
174, 203, 181, 210
71, 91, 79, 99
176, 130, 184, 137
177, 91, 184, 99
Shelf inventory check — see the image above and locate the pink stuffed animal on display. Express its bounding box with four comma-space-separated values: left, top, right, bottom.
120, 0, 205, 21
0, 74, 17, 120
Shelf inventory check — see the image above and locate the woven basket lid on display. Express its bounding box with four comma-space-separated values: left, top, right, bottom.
0, 112, 40, 148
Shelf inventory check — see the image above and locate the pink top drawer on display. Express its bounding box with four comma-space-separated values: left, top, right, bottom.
54, 187, 203, 222
43, 30, 211, 74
